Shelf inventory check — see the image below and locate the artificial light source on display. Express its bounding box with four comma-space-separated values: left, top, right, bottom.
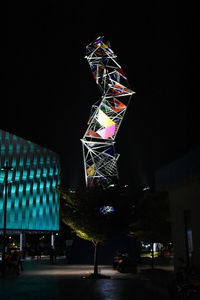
99, 205, 115, 214
107, 183, 117, 189
1, 167, 13, 171
1, 162, 14, 277
69, 188, 76, 194
142, 186, 150, 191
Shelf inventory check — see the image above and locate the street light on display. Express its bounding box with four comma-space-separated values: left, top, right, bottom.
142, 186, 151, 192
1, 162, 13, 277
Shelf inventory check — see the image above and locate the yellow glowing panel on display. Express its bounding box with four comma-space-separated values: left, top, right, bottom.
97, 109, 115, 127
87, 164, 95, 176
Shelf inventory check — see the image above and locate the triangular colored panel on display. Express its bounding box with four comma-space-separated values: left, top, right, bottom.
96, 124, 116, 139
104, 146, 114, 156
105, 124, 116, 137
112, 83, 133, 96
86, 130, 101, 138
97, 109, 115, 127
96, 128, 108, 139
112, 98, 127, 112
116, 68, 126, 78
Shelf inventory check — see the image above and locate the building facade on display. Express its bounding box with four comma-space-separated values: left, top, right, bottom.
155, 147, 200, 272
0, 129, 60, 233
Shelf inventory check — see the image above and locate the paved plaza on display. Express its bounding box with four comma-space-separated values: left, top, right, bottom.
0, 259, 173, 300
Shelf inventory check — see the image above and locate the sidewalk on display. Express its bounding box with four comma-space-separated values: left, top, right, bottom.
0, 259, 173, 300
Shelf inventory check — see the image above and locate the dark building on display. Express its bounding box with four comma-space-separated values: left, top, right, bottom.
155, 147, 200, 272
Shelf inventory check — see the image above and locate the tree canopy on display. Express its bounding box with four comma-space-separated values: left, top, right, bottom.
58, 186, 135, 244
58, 186, 171, 244
130, 190, 171, 243
58, 186, 171, 275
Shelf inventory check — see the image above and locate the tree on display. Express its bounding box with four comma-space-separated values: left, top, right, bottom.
58, 186, 134, 277
129, 190, 171, 268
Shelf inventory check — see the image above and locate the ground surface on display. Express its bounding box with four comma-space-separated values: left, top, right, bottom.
0, 257, 176, 300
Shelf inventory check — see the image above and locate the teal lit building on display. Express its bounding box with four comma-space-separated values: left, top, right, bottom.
0, 129, 60, 232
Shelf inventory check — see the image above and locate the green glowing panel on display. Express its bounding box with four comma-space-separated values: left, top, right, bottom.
0, 129, 60, 231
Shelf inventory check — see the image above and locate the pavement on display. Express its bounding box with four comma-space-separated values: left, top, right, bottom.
0, 257, 175, 300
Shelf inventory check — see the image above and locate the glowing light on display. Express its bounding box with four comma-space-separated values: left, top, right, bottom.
99, 206, 115, 214
142, 186, 150, 191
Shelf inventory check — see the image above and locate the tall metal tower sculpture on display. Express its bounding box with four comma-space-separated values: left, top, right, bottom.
81, 36, 135, 189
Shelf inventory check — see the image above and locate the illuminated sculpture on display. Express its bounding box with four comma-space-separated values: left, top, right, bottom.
81, 37, 135, 188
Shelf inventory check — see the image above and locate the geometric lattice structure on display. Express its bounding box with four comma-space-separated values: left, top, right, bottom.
0, 129, 60, 231
81, 36, 135, 188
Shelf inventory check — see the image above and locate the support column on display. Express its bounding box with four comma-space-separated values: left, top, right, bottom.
51, 232, 55, 249
20, 232, 26, 251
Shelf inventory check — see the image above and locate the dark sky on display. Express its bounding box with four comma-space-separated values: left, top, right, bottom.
1, 2, 197, 188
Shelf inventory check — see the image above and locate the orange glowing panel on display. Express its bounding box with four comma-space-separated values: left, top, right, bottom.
87, 164, 95, 176
112, 98, 127, 112
112, 83, 133, 95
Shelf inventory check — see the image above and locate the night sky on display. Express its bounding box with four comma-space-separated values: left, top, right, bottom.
1, 2, 197, 189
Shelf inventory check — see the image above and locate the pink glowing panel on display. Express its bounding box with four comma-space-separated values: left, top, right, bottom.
97, 124, 116, 139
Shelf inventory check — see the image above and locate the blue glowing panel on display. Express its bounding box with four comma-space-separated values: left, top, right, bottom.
0, 129, 60, 231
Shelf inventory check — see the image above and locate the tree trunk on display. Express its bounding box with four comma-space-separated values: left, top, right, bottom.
151, 242, 154, 269
93, 241, 99, 277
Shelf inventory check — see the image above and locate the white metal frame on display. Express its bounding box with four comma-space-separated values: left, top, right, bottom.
81, 37, 135, 188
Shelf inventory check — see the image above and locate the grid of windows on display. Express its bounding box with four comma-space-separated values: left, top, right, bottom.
0, 129, 60, 231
